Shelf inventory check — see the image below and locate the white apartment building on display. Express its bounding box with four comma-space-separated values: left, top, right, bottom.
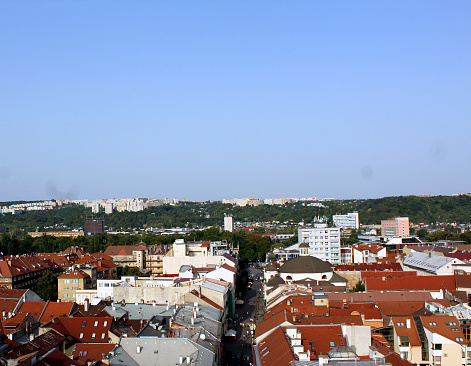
224, 215, 233, 232
297, 223, 341, 264
332, 212, 359, 230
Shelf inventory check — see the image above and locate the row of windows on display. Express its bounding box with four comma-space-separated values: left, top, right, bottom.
82, 320, 108, 327
79, 332, 107, 339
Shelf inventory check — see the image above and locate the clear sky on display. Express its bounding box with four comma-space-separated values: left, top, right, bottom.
1, 1, 470, 202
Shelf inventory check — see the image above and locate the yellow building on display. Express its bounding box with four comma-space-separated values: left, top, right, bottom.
58, 267, 92, 302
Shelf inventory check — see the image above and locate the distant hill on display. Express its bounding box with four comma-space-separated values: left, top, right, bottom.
0, 195, 470, 231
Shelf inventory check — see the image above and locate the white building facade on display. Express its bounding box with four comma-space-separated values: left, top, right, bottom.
332, 212, 359, 230
298, 224, 341, 264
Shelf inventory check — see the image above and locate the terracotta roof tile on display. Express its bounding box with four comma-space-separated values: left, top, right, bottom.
39, 302, 74, 323
17, 301, 47, 321
255, 326, 295, 366
71, 343, 116, 364
365, 275, 456, 291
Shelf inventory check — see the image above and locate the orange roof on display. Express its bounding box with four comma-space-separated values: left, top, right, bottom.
17, 301, 47, 321
58, 268, 89, 279
0, 288, 27, 300
47, 316, 112, 343
365, 275, 456, 292
0, 299, 20, 316
298, 325, 346, 359
91, 252, 113, 261
377, 302, 425, 317
39, 302, 74, 323
104, 244, 147, 256
361, 271, 417, 279
391, 317, 422, 346
256, 309, 298, 338
71, 343, 116, 364
421, 315, 467, 345
352, 243, 386, 254
256, 326, 295, 366
2, 313, 28, 334
330, 307, 382, 320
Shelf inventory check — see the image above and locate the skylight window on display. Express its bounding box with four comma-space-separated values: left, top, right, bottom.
429, 322, 437, 326
329, 341, 335, 347
397, 322, 405, 327
456, 337, 464, 342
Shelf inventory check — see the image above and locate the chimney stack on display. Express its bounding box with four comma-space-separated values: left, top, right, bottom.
84, 298, 90, 312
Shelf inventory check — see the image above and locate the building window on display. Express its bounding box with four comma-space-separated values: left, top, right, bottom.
79, 333, 83, 339
432, 343, 442, 350
104, 321, 108, 327
396, 322, 405, 327
434, 356, 441, 365
456, 337, 464, 342
101, 333, 106, 339
329, 341, 335, 347
429, 322, 437, 326
82, 321, 87, 327
94, 321, 98, 327
91, 333, 96, 339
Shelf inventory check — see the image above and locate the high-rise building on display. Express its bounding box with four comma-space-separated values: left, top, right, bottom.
297, 222, 341, 264
381, 217, 409, 238
84, 220, 104, 236
224, 215, 234, 232
332, 212, 359, 229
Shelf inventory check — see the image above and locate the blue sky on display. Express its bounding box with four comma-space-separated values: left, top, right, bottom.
1, 1, 470, 202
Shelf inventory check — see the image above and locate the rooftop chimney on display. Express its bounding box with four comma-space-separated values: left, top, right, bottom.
84, 298, 90, 312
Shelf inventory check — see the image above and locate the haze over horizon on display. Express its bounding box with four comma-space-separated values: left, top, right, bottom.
1, 1, 470, 202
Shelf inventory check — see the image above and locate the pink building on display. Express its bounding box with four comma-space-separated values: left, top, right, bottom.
381, 217, 409, 238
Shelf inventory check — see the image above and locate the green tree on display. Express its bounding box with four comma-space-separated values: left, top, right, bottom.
351, 280, 365, 292
36, 271, 58, 301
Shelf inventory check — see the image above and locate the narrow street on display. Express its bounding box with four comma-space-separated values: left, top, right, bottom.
222, 264, 263, 366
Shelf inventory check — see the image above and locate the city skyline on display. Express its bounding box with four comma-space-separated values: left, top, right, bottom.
1, 1, 470, 202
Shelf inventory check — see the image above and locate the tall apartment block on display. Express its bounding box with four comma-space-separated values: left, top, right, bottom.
224, 215, 234, 232
381, 217, 410, 238
298, 223, 341, 264
332, 212, 359, 229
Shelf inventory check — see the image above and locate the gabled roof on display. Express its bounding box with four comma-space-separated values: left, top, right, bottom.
296, 325, 346, 359
256, 309, 298, 339
39, 302, 75, 323
420, 315, 467, 345
365, 275, 456, 292
58, 267, 90, 279
39, 349, 83, 366
328, 291, 433, 303
361, 271, 417, 280
391, 317, 422, 346
46, 316, 112, 343
17, 301, 47, 321
104, 244, 147, 256
334, 263, 402, 271
376, 302, 425, 317
403, 252, 460, 273
0, 298, 20, 316
5, 329, 68, 359
330, 307, 382, 321
71, 343, 116, 364
255, 326, 295, 366
0, 288, 27, 300
352, 243, 386, 254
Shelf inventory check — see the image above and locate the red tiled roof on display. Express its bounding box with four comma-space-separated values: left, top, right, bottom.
39, 302, 74, 323
71, 343, 116, 364
377, 302, 425, 317
391, 317, 422, 346
46, 316, 112, 343
6, 329, 68, 359
220, 263, 236, 272
330, 307, 382, 321
255, 326, 295, 366
17, 301, 47, 321
298, 325, 346, 359
91, 252, 113, 261
39, 349, 83, 366
420, 315, 467, 345
0, 298, 20, 316
2, 313, 28, 334
352, 243, 385, 254
455, 274, 471, 289
256, 309, 298, 338
361, 271, 417, 280
365, 275, 456, 292
0, 289, 27, 300
104, 244, 147, 256
327, 291, 433, 303
58, 267, 89, 279
334, 263, 403, 271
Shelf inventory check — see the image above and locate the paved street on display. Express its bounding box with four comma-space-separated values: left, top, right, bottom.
222, 264, 264, 366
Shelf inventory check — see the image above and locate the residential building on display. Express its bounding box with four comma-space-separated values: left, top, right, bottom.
381, 217, 410, 239
402, 252, 464, 276
104, 243, 172, 274
57, 267, 92, 302
333, 212, 359, 229
224, 215, 233, 232
295, 222, 341, 264
351, 243, 387, 264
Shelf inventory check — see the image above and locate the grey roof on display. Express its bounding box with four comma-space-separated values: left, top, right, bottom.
279, 256, 333, 274
330, 272, 348, 283
267, 275, 286, 286
109, 337, 215, 366
327, 344, 359, 359
299, 242, 310, 248
200, 280, 228, 294
265, 262, 278, 271
403, 251, 458, 273
104, 303, 222, 322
